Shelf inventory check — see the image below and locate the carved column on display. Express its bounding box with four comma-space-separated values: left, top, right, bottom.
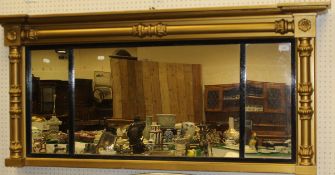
9, 45, 23, 159
297, 37, 314, 166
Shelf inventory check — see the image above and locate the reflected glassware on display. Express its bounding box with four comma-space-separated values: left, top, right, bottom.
174, 130, 187, 156
143, 116, 153, 140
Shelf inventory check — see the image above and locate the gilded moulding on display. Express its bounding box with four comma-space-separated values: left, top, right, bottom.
20, 19, 293, 41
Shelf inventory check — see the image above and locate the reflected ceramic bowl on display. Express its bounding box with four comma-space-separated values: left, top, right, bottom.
156, 114, 176, 129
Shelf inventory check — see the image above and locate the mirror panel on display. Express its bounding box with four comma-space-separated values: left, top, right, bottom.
245, 43, 293, 159
72, 44, 240, 157
30, 49, 69, 154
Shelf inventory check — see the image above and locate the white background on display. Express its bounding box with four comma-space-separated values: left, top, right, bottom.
0, 0, 333, 175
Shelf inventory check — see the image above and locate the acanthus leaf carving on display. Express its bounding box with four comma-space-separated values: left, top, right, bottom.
298, 145, 314, 166
274, 19, 294, 34
132, 23, 167, 38
298, 82, 313, 95
9, 141, 23, 158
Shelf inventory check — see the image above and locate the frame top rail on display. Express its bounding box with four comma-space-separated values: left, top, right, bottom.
0, 2, 330, 25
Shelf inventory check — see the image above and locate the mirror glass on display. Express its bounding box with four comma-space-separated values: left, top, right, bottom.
30, 49, 69, 154
72, 44, 240, 157
28, 42, 294, 160
245, 43, 293, 159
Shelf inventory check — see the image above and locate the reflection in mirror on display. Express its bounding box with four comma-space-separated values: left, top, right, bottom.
245, 43, 292, 159
72, 45, 240, 157
30, 49, 69, 154
28, 43, 294, 160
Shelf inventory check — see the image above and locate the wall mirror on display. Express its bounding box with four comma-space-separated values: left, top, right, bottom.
0, 2, 330, 174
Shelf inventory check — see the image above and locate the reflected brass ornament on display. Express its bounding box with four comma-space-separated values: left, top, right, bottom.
274, 19, 294, 34
298, 19, 312, 32
132, 23, 167, 38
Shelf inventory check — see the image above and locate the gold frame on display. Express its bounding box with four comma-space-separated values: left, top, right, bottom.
0, 2, 330, 174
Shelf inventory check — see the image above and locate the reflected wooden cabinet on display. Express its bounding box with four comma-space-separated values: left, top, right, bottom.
32, 78, 94, 120
205, 81, 290, 141
204, 85, 223, 112
33, 80, 68, 115
205, 81, 287, 113
264, 82, 286, 113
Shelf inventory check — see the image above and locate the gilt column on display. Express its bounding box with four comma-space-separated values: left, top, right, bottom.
9, 45, 23, 159
297, 37, 314, 166
3, 25, 25, 166
294, 14, 316, 167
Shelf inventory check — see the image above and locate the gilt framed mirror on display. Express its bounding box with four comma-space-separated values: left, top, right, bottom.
0, 2, 330, 174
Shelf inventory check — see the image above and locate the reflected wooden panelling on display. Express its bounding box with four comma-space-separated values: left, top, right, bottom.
192, 64, 203, 123
111, 59, 202, 123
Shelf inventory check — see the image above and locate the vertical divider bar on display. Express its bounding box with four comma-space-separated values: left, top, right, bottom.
25, 48, 32, 156
68, 48, 75, 156
290, 40, 297, 162
239, 43, 246, 158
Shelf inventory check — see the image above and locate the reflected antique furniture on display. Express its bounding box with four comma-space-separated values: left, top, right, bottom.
0, 2, 329, 174
205, 81, 291, 142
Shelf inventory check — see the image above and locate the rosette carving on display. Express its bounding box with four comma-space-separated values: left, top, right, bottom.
298, 18, 312, 32
6, 31, 17, 41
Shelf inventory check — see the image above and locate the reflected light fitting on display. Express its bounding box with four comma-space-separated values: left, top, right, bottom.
97, 56, 105, 61
42, 58, 50, 63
